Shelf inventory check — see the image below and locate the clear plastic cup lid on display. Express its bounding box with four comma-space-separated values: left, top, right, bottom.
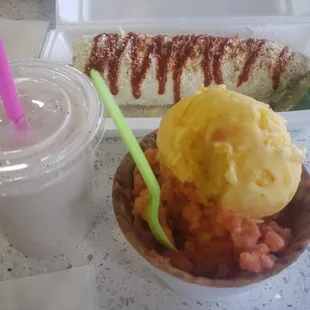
0, 60, 106, 184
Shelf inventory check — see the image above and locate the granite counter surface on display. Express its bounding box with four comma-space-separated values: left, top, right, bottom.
0, 134, 309, 310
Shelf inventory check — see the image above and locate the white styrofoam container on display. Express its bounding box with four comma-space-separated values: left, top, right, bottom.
41, 0, 310, 137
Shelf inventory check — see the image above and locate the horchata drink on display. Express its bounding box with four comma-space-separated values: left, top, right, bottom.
0, 60, 106, 257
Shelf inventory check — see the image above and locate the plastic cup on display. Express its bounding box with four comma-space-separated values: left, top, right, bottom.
0, 60, 106, 257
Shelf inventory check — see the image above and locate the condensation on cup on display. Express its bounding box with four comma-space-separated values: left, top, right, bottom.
0, 60, 106, 257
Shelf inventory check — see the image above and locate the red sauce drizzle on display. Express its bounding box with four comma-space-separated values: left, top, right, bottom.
237, 39, 266, 87
85, 33, 128, 95
172, 35, 198, 103
155, 35, 173, 95
129, 32, 156, 99
107, 34, 129, 95
272, 47, 290, 90
85, 34, 105, 76
201, 36, 216, 87
212, 38, 230, 85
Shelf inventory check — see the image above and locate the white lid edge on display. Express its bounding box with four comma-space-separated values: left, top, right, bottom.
54, 16, 310, 29
104, 111, 310, 138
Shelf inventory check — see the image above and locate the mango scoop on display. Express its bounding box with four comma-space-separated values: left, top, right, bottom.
90, 69, 176, 251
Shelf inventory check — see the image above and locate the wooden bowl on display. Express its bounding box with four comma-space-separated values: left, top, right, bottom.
112, 130, 310, 299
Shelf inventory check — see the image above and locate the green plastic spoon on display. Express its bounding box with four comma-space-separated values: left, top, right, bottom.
90, 69, 176, 251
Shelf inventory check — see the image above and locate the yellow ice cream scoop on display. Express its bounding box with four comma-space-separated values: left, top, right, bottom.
157, 85, 306, 218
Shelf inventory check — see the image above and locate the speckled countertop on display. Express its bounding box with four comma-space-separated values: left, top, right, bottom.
1, 1, 310, 310
0, 0, 54, 21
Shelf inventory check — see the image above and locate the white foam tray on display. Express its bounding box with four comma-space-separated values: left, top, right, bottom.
40, 0, 310, 137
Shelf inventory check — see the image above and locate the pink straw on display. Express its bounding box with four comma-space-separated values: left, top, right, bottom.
0, 36, 24, 123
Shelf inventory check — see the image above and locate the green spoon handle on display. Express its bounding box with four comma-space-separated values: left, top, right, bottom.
90, 70, 158, 192
90, 70, 176, 251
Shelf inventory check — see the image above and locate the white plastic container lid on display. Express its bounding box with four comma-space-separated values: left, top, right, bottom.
0, 60, 105, 187
56, 0, 310, 26
48, 0, 310, 136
